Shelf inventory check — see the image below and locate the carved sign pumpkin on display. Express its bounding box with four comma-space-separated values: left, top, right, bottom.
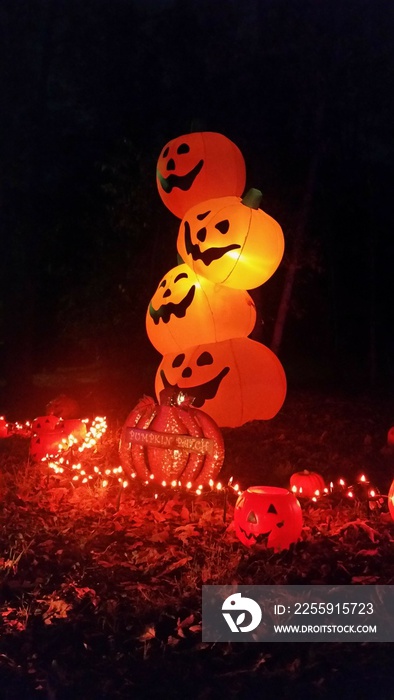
289, 469, 326, 498
156, 132, 246, 219
177, 188, 284, 290
119, 394, 224, 487
155, 337, 286, 428
234, 486, 303, 550
146, 263, 256, 355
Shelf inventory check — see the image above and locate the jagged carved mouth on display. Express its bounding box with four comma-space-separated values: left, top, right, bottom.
184, 220, 240, 266
159, 366, 230, 408
239, 527, 272, 544
149, 286, 195, 325
239, 522, 284, 544
157, 160, 204, 194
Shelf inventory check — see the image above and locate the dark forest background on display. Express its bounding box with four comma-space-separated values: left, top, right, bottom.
1, 0, 393, 412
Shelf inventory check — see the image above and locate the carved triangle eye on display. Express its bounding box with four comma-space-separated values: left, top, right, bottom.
267, 503, 277, 515
247, 510, 258, 524
215, 219, 230, 234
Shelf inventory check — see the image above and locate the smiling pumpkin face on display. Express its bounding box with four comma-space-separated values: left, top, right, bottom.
234, 486, 303, 551
177, 189, 285, 289
155, 337, 286, 428
146, 264, 256, 355
156, 132, 246, 219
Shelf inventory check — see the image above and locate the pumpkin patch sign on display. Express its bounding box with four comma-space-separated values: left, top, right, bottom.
119, 394, 224, 487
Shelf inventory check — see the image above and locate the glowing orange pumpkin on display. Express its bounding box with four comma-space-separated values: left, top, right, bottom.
234, 486, 303, 550
0, 417, 7, 438
156, 132, 246, 219
177, 188, 284, 289
58, 419, 87, 443
388, 479, 394, 520
32, 415, 60, 433
289, 470, 326, 498
155, 337, 286, 428
146, 263, 256, 354
30, 429, 66, 462
119, 393, 224, 486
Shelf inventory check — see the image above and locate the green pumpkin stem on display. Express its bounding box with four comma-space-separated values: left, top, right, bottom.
241, 188, 262, 210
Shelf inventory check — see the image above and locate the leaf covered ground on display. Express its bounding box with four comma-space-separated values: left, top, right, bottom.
1, 389, 394, 700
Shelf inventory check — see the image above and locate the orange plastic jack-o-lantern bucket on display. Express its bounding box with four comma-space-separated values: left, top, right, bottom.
234, 486, 303, 550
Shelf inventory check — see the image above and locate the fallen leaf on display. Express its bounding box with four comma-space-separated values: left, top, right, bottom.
162, 556, 192, 574
138, 626, 156, 641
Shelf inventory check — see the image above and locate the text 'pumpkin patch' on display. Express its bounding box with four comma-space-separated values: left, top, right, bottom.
119, 394, 224, 487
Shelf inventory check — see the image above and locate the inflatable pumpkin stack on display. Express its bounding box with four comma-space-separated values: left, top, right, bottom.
148, 131, 286, 428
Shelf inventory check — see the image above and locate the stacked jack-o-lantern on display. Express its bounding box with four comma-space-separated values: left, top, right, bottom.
148, 130, 287, 429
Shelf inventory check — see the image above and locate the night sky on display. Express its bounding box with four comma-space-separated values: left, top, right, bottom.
1, 0, 393, 399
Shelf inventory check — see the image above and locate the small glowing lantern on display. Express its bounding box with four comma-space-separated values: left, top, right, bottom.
289, 470, 326, 499
234, 486, 303, 551
388, 479, 394, 521
119, 393, 224, 487
177, 189, 284, 290
58, 419, 87, 443
30, 429, 66, 463
0, 417, 8, 438
387, 427, 394, 447
155, 337, 286, 428
156, 131, 246, 219
146, 263, 256, 355
32, 415, 60, 433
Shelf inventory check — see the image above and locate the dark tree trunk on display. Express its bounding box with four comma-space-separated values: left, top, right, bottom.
271, 96, 326, 356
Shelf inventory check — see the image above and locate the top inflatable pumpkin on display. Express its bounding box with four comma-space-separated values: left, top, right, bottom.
156, 132, 246, 219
